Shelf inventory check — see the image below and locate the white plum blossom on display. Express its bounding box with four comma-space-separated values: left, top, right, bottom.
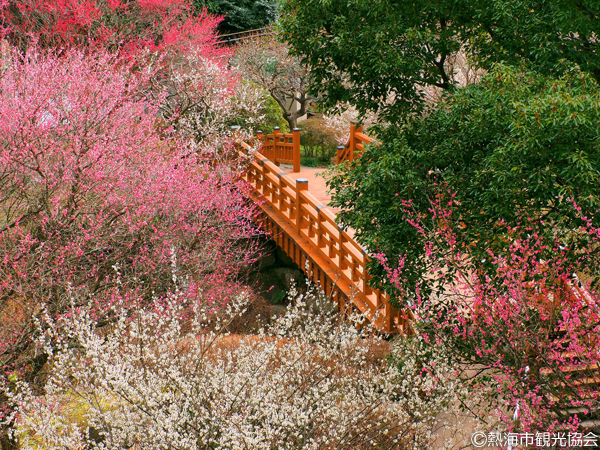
4, 282, 488, 449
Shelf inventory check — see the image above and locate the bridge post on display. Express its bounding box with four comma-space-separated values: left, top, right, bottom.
256, 130, 263, 150
231, 125, 241, 141
336, 145, 345, 165
272, 127, 280, 166
295, 178, 308, 233
349, 121, 356, 162
293, 128, 301, 172
355, 123, 364, 159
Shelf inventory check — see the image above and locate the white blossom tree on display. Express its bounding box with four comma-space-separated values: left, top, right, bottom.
4, 280, 490, 449
232, 34, 316, 131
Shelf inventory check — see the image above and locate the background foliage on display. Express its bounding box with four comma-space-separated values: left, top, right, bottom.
194, 0, 280, 34
280, 0, 600, 122
328, 65, 600, 299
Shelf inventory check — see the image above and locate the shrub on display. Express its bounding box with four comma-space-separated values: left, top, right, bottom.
298, 117, 338, 165
4, 282, 483, 449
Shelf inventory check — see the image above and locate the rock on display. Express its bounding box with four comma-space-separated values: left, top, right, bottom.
271, 304, 288, 318
273, 267, 304, 291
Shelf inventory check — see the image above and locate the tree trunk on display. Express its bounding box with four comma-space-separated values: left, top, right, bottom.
285, 115, 297, 132
0, 431, 18, 450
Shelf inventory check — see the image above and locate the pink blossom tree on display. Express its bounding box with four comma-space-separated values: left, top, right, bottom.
375, 190, 600, 432
0, 0, 270, 151
0, 46, 261, 449
0, 0, 225, 58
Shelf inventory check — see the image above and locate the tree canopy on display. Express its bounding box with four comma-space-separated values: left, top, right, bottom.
285, 2, 600, 427
280, 0, 600, 122
232, 35, 314, 130
328, 65, 600, 300
195, 0, 280, 34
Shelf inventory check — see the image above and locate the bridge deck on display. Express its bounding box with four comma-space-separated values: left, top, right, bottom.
277, 164, 354, 237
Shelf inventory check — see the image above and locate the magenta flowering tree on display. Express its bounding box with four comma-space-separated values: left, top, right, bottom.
0, 0, 225, 58
375, 190, 600, 432
0, 47, 261, 448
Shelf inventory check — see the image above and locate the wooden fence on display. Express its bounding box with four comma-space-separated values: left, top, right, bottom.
235, 128, 409, 334
217, 27, 275, 45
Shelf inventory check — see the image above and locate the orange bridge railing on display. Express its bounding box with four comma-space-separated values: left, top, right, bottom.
234, 126, 409, 334
256, 127, 301, 173
336, 122, 375, 164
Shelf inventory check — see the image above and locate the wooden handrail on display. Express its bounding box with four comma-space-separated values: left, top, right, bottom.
336, 122, 376, 164
235, 127, 409, 334
256, 127, 301, 172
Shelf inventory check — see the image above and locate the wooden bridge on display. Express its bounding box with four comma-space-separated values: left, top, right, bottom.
233, 124, 600, 427
234, 124, 410, 334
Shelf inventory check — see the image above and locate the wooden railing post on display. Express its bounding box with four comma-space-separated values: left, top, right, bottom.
349, 121, 356, 162
355, 123, 363, 159
293, 127, 301, 172
256, 130, 263, 150
336, 145, 344, 165
231, 125, 241, 143
295, 178, 308, 232
273, 127, 280, 166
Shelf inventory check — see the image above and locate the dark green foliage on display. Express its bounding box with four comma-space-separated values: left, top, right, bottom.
327, 66, 600, 302
281, 0, 468, 122
470, 1, 600, 82
299, 155, 320, 168
281, 0, 600, 122
195, 0, 280, 34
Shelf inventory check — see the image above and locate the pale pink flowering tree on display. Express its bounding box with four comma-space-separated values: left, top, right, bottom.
0, 47, 261, 448
154, 49, 268, 146
3, 281, 487, 450
375, 190, 600, 433
0, 0, 268, 152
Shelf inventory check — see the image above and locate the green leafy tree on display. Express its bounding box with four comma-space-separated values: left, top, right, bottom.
327, 65, 600, 300
283, 0, 600, 429
470, 1, 600, 82
195, 0, 280, 34
281, 0, 468, 122
280, 0, 600, 122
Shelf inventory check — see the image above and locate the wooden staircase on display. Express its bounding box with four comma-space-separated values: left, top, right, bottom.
545, 281, 600, 430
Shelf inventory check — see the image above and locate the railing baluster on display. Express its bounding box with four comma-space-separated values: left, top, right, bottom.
295, 178, 308, 233
349, 121, 356, 163
339, 227, 346, 271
